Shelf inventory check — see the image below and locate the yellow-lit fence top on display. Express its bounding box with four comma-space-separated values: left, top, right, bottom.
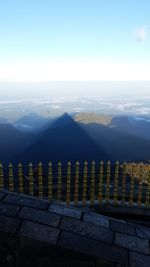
0, 161, 150, 208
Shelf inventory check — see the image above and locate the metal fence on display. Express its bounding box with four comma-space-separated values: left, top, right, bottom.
0, 161, 150, 207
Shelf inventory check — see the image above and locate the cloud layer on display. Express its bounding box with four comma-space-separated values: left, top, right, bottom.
135, 26, 148, 42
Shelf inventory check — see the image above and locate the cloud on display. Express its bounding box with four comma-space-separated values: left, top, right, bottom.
135, 26, 148, 42
51, 105, 60, 109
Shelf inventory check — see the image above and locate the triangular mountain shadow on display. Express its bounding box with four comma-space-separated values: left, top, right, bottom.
20, 113, 109, 166
50, 112, 74, 128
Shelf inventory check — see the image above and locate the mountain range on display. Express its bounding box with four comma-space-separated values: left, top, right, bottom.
0, 112, 150, 166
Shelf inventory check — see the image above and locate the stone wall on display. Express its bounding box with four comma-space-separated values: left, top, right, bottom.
0, 190, 150, 267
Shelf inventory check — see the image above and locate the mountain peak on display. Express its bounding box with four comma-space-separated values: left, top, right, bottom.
50, 112, 73, 128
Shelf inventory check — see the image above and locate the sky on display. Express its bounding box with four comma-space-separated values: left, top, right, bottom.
0, 0, 150, 81
1, 81, 150, 99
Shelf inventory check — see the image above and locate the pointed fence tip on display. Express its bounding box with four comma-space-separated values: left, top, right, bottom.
18, 163, 22, 167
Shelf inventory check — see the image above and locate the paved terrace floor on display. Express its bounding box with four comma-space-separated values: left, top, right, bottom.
0, 190, 150, 267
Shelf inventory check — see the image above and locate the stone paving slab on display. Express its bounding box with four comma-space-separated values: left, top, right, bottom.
0, 192, 5, 200
96, 258, 115, 267
19, 207, 61, 227
60, 216, 113, 244
20, 220, 60, 245
49, 203, 82, 219
115, 264, 129, 267
115, 232, 150, 254
3, 194, 49, 210
136, 224, 150, 240
83, 212, 110, 228
0, 202, 20, 217
58, 231, 129, 265
0, 214, 20, 233
110, 220, 136, 236
130, 251, 150, 267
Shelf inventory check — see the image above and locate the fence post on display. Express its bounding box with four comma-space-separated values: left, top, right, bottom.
66, 161, 71, 206
145, 170, 150, 207
38, 162, 43, 198
74, 161, 79, 206
137, 164, 143, 207
0, 163, 4, 190
113, 161, 119, 204
48, 162, 52, 201
29, 163, 33, 196
57, 162, 62, 203
129, 163, 135, 206
18, 163, 23, 194
90, 161, 95, 206
121, 162, 126, 204
98, 161, 104, 205
82, 161, 88, 206
9, 163, 14, 192
106, 161, 111, 203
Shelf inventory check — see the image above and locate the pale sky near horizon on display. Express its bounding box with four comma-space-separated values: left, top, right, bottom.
0, 0, 150, 81
0, 81, 150, 98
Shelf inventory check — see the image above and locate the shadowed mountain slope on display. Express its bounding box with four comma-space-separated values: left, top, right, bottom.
0, 123, 34, 164
74, 113, 150, 141
111, 116, 150, 141
1, 112, 150, 165
14, 113, 56, 133
74, 113, 150, 162
20, 113, 108, 165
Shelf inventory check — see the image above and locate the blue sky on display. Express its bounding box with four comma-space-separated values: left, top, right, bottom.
0, 0, 150, 81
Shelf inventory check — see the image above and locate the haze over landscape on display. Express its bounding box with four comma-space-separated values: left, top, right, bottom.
0, 81, 150, 165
